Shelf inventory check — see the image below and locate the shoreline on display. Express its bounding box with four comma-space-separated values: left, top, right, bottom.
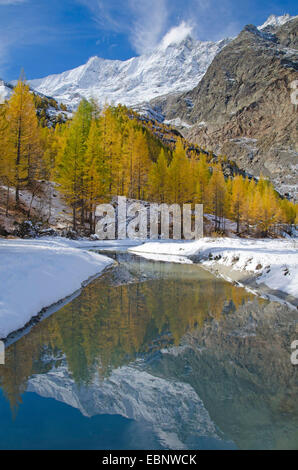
198, 261, 298, 309
1, 237, 297, 342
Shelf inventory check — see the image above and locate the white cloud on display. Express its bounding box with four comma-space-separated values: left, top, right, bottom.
160, 22, 193, 50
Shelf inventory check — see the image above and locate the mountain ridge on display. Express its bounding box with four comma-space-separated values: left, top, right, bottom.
26, 14, 296, 112
258, 13, 298, 30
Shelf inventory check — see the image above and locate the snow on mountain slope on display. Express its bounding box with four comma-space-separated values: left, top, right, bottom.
258, 13, 298, 30
29, 28, 230, 110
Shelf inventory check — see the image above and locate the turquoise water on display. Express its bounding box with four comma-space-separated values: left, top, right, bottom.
0, 250, 297, 450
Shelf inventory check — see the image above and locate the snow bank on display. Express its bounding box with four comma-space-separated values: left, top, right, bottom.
0, 238, 117, 338
129, 238, 298, 298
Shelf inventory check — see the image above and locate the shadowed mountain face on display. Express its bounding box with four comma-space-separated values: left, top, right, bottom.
151, 18, 298, 200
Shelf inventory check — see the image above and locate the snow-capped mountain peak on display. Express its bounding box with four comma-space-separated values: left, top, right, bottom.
27, 14, 296, 112
258, 13, 297, 30
159, 22, 194, 50
28, 29, 231, 110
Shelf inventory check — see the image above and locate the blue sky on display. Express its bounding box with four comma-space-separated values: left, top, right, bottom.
0, 0, 297, 81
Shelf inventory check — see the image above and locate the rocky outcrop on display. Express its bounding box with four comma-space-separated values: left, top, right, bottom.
151, 19, 298, 200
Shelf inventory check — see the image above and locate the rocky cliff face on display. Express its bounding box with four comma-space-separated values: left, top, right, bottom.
151, 18, 298, 200
0, 79, 13, 102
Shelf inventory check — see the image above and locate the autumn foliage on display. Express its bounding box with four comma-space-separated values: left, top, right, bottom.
0, 79, 297, 236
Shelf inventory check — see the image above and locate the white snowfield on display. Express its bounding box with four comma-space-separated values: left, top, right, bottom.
0, 238, 121, 338
29, 28, 230, 110
258, 13, 297, 30
129, 238, 298, 299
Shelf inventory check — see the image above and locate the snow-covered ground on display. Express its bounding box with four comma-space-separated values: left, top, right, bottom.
129, 238, 298, 299
28, 361, 221, 450
0, 238, 132, 338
